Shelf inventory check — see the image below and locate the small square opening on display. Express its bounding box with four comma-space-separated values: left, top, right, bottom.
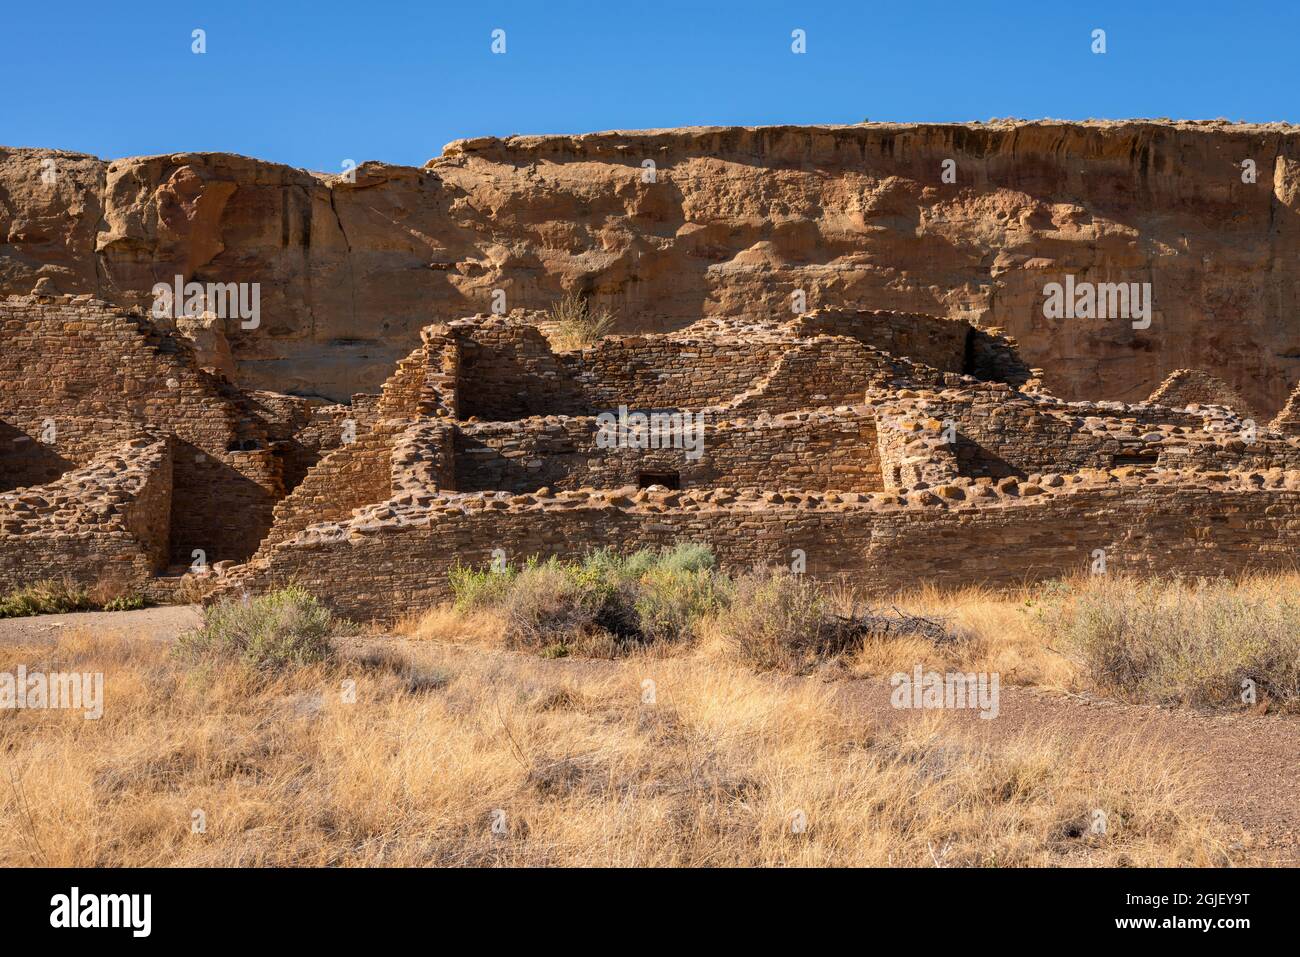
1112, 452, 1159, 467
637, 470, 680, 490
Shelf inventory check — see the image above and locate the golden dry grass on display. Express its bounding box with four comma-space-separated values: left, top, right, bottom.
401, 570, 1300, 712
544, 293, 615, 351
0, 629, 1233, 866
844, 581, 1081, 690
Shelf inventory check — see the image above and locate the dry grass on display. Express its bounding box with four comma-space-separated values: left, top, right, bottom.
1030, 573, 1300, 710
0, 630, 1232, 866
402, 566, 1300, 716
844, 581, 1079, 690
545, 292, 615, 351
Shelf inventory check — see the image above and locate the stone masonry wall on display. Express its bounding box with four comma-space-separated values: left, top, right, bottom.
448, 312, 972, 421
789, 309, 970, 376
223, 468, 1300, 622
453, 408, 882, 493
0, 436, 172, 592
0, 295, 281, 562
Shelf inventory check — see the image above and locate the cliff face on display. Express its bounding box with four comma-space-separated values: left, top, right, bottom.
4, 120, 1300, 413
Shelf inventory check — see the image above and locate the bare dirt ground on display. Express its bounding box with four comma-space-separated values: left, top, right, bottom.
4, 608, 1295, 865
0, 605, 203, 646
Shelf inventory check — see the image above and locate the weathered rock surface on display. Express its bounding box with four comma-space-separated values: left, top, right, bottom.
4, 120, 1300, 410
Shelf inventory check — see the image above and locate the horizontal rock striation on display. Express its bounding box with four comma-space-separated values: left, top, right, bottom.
5, 119, 1300, 411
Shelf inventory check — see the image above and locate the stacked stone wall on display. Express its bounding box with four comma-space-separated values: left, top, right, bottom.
0, 436, 172, 592
0, 295, 280, 562
453, 408, 882, 493
225, 468, 1300, 622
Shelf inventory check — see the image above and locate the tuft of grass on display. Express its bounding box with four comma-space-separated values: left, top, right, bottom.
177, 586, 339, 673
546, 292, 615, 350
1032, 574, 1300, 710
0, 579, 148, 618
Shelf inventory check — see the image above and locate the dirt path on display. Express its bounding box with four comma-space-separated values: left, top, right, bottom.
0, 604, 203, 646
826, 678, 1300, 866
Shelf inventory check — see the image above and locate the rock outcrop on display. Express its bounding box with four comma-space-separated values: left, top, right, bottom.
4, 120, 1300, 413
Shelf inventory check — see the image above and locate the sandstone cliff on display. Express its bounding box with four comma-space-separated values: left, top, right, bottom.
3, 120, 1299, 414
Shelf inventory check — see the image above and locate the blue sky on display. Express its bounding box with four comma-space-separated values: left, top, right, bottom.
1, 1, 1292, 171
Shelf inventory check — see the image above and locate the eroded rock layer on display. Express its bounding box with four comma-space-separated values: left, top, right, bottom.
5, 120, 1300, 411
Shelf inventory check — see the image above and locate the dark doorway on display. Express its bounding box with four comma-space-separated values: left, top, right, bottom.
637, 470, 680, 490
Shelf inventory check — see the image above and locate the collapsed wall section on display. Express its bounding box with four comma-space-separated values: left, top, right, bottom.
0, 436, 172, 592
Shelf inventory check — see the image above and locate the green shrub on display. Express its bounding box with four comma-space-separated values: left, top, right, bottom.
633, 564, 726, 644
101, 594, 147, 612
1033, 575, 1300, 709
0, 579, 149, 618
177, 586, 338, 673
453, 545, 723, 655
449, 562, 518, 611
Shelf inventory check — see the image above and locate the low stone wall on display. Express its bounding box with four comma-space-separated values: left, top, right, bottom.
0, 436, 173, 592
221, 466, 1300, 622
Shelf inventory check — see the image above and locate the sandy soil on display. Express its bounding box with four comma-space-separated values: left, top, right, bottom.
0, 605, 203, 646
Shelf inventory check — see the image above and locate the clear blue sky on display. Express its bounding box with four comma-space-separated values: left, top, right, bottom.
2, 0, 1292, 171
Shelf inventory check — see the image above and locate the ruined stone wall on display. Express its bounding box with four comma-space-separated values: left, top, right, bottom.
789, 310, 970, 376
445, 315, 950, 419
455, 320, 587, 420
728, 337, 954, 414
1149, 370, 1256, 419
222, 468, 1300, 622
453, 408, 882, 493
868, 385, 1254, 481
0, 436, 172, 592
563, 335, 788, 412
245, 390, 377, 494
0, 295, 281, 562
1269, 380, 1300, 435
254, 424, 400, 555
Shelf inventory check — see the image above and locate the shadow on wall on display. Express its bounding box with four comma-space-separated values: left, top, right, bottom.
0, 419, 75, 491
168, 439, 278, 566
